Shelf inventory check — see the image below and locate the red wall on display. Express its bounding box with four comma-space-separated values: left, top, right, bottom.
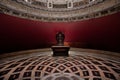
0, 12, 120, 53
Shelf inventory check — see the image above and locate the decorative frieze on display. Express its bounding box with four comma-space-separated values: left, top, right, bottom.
0, 0, 120, 22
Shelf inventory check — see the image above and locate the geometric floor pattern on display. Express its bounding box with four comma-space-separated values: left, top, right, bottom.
0, 48, 120, 80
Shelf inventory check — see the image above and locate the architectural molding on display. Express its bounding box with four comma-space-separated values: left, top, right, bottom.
0, 0, 120, 22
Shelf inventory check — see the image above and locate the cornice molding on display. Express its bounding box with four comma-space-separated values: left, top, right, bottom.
0, 0, 120, 22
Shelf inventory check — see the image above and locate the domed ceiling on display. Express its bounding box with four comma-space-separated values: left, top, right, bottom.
0, 0, 120, 22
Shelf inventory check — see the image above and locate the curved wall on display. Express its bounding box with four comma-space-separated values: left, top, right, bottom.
0, 12, 120, 53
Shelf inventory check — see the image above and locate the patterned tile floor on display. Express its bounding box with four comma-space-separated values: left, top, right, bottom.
0, 48, 120, 80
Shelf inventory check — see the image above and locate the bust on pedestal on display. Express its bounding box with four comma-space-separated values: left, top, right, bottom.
51, 32, 70, 56
56, 32, 65, 46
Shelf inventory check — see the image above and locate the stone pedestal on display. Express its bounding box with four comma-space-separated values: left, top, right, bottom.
51, 46, 70, 56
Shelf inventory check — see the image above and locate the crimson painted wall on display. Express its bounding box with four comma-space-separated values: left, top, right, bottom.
0, 12, 120, 53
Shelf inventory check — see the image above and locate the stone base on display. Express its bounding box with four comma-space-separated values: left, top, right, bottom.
51, 46, 70, 56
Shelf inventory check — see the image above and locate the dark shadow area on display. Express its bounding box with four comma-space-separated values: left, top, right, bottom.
0, 42, 120, 54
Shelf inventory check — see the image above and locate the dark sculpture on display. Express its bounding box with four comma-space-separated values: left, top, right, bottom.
52, 31, 70, 56
56, 32, 65, 46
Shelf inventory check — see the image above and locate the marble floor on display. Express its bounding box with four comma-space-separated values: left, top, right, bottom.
0, 48, 120, 80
